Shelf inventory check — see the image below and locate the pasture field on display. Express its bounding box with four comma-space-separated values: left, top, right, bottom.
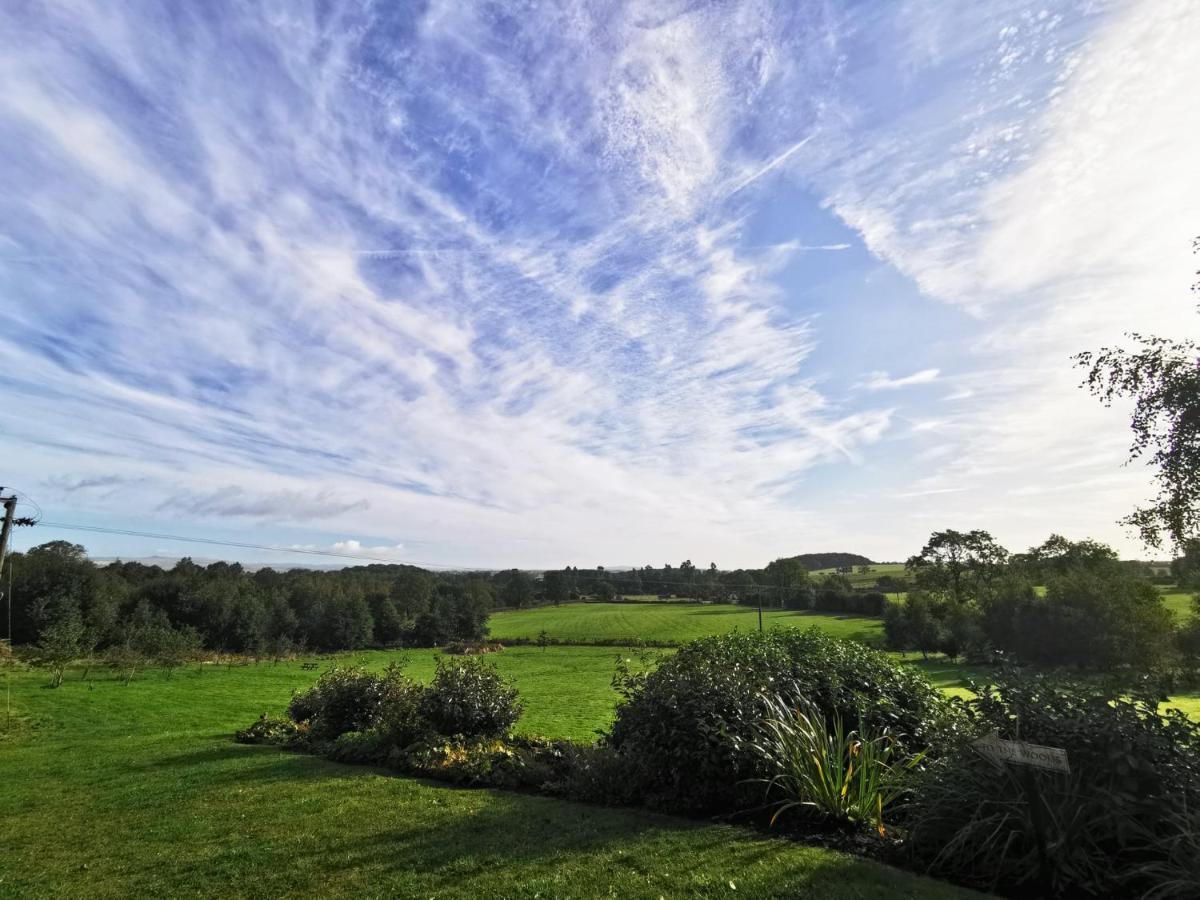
0, 653, 976, 899
808, 563, 906, 587
488, 602, 884, 645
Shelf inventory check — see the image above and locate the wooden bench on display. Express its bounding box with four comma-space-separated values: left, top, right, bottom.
300, 662, 320, 671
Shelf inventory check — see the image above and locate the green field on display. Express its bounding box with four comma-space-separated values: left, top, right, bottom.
6, 591, 1196, 897
488, 602, 884, 645
0, 651, 976, 899
808, 563, 907, 587
1163, 591, 1195, 620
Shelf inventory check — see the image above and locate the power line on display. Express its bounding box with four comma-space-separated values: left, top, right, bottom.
26, 521, 876, 589
35, 521, 464, 570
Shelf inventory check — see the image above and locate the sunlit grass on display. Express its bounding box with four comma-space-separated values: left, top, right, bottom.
487, 601, 884, 646
0, 655, 977, 899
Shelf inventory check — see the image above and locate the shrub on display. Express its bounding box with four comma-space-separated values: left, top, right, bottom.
419, 657, 522, 738
376, 678, 428, 748
606, 629, 959, 813
235, 714, 302, 745
493, 736, 577, 792
555, 744, 643, 806
326, 730, 394, 765
287, 665, 409, 741
404, 736, 516, 784
750, 693, 924, 835
904, 668, 1200, 896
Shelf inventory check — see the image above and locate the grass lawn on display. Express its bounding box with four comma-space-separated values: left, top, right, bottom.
488, 602, 884, 646
1163, 591, 1195, 621
0, 656, 978, 899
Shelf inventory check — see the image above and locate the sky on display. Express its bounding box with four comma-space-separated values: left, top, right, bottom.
1, 0, 1198, 570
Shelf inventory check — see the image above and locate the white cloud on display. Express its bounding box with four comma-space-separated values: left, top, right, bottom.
0, 0, 893, 567
863, 369, 941, 391
292, 540, 408, 561
805, 0, 1200, 556
3, 0, 1193, 566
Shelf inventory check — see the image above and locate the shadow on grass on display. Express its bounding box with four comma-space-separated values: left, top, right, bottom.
234, 788, 781, 884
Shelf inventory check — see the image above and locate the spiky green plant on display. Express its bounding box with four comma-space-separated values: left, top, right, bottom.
749, 692, 924, 835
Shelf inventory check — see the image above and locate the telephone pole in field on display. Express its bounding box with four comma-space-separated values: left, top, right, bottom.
0, 493, 16, 594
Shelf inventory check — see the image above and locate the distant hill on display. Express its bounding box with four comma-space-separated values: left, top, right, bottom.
786, 552, 874, 571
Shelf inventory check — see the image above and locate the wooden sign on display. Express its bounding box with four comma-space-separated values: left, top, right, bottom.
972, 731, 1070, 774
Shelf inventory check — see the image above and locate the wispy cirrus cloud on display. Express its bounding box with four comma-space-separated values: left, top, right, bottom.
0, 0, 886, 565
0, 0, 1194, 565
862, 369, 941, 391
157, 488, 370, 521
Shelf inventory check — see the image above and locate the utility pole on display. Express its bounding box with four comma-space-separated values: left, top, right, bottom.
0, 493, 16, 597
1, 493, 15, 723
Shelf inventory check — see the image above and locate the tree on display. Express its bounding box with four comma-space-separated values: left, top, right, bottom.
261, 593, 300, 662
876, 574, 910, 595
906, 530, 1009, 605
498, 570, 534, 608
389, 568, 436, 621
138, 623, 202, 677
10, 541, 96, 644
542, 570, 569, 605
320, 594, 375, 650
369, 595, 406, 645
939, 602, 984, 661
1032, 567, 1175, 669
105, 636, 143, 685
34, 614, 86, 687
763, 557, 810, 608
882, 601, 911, 652
1178, 597, 1200, 662
1075, 243, 1200, 549
1021, 534, 1120, 581
1171, 538, 1200, 590
902, 591, 944, 660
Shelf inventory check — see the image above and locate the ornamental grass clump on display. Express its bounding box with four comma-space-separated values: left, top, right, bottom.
750, 692, 924, 836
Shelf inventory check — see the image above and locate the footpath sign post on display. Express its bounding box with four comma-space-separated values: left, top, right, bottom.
971, 731, 1070, 774
971, 731, 1070, 887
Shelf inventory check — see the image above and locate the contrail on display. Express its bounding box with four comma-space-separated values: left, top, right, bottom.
725, 134, 814, 198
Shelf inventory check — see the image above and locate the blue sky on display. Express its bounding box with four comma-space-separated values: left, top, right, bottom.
1, 0, 1197, 568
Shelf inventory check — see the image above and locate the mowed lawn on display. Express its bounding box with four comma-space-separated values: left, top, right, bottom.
488, 602, 884, 646
1163, 591, 1195, 620
0, 653, 978, 900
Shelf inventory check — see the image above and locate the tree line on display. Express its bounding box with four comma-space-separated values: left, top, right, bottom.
5, 544, 885, 657
7, 530, 1198, 679
535, 557, 887, 611
883, 529, 1199, 672
6, 542, 494, 662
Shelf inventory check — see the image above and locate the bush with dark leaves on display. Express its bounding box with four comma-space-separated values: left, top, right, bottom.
418, 657, 523, 738
605, 628, 959, 813
235, 714, 302, 746
904, 668, 1200, 897
287, 664, 410, 741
